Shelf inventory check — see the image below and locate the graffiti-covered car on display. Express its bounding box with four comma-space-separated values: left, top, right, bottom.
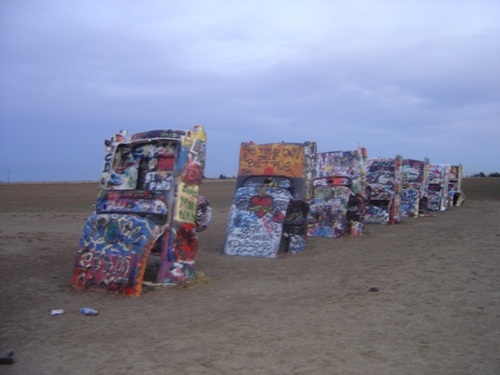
400, 158, 430, 218
448, 164, 465, 207
365, 156, 403, 224
71, 125, 211, 295
427, 164, 450, 211
223, 141, 317, 258
308, 147, 368, 238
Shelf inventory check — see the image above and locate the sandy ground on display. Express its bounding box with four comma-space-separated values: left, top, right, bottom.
0, 178, 499, 375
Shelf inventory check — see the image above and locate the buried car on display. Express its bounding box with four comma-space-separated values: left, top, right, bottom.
448, 164, 465, 207
400, 158, 430, 218
308, 147, 368, 238
427, 163, 450, 211
71, 125, 211, 295
223, 141, 317, 258
365, 156, 403, 224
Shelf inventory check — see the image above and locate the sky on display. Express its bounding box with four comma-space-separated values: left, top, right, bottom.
1, 0, 499, 182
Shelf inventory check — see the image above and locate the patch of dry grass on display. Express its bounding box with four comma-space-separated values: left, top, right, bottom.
179, 270, 211, 288
141, 270, 211, 293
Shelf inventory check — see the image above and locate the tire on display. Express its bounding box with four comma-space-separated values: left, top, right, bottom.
195, 195, 212, 232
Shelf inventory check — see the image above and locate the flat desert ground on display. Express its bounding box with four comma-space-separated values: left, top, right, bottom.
1, 178, 499, 375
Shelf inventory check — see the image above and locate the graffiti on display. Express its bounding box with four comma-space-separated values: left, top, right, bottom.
72, 125, 210, 295
107, 145, 138, 189
365, 156, 402, 224
309, 148, 367, 238
226, 141, 315, 257
287, 234, 307, 254
402, 166, 421, 181
308, 185, 351, 237
448, 164, 465, 207
303, 141, 317, 201
400, 158, 429, 218
391, 157, 403, 223
96, 190, 169, 218
182, 156, 204, 185
180, 126, 207, 185
175, 183, 199, 223
316, 149, 367, 196
317, 151, 359, 179
368, 183, 394, 200
314, 177, 351, 187
347, 194, 366, 224
195, 196, 212, 232
157, 223, 197, 283
366, 205, 390, 224
350, 220, 363, 236
282, 200, 310, 253
105, 142, 179, 190
160, 261, 196, 284
72, 214, 161, 295
131, 129, 186, 141
98, 197, 168, 216
224, 187, 292, 258
392, 194, 402, 223
450, 165, 460, 180
103, 148, 114, 175
144, 172, 174, 191
427, 164, 450, 211
239, 143, 306, 177
400, 188, 419, 218
101, 130, 129, 186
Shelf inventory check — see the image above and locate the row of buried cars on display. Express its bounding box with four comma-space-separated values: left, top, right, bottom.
71, 125, 465, 295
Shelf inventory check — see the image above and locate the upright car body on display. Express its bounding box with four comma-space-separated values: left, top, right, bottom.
72, 125, 211, 295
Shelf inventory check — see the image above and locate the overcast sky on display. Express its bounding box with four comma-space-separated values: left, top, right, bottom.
1, 0, 499, 182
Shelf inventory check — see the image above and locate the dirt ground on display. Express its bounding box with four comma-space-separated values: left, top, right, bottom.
0, 178, 499, 375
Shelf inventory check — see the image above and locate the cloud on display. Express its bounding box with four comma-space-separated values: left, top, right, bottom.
0, 0, 499, 181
